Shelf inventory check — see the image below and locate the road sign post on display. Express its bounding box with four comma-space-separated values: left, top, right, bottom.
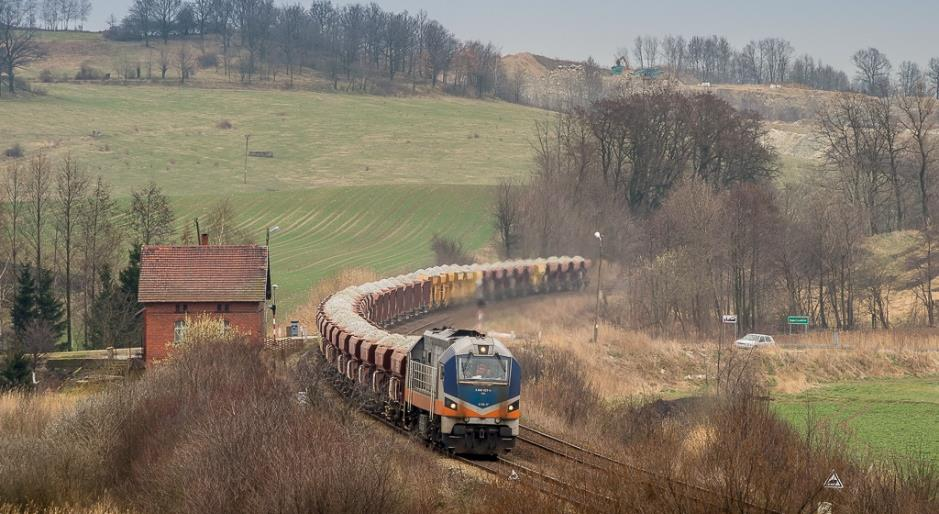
824, 470, 844, 489
787, 315, 809, 335
718, 314, 737, 394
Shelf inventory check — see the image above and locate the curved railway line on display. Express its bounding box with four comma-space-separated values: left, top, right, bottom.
311, 259, 787, 513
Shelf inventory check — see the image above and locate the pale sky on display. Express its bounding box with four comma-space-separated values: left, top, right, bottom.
87, 0, 938, 72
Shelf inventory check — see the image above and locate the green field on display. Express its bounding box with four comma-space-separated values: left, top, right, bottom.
171, 185, 496, 313
1, 84, 547, 195
774, 376, 939, 462
0, 82, 549, 313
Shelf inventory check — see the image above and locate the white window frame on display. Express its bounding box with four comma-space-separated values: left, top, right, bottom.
174, 320, 187, 342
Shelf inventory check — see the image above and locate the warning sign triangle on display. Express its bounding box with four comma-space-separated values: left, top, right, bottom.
824, 471, 844, 489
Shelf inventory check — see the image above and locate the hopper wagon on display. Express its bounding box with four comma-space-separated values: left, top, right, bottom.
316, 257, 590, 456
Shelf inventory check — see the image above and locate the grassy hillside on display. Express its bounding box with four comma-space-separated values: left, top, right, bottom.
774, 376, 939, 461
172, 185, 496, 313
1, 84, 546, 195
0, 80, 544, 315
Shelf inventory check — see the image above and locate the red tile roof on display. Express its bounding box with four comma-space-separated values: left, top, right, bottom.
138, 245, 269, 303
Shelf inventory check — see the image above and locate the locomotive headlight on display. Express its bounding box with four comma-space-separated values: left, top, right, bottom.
449, 401, 458, 410
507, 404, 514, 411
507, 399, 520, 412
446, 398, 458, 410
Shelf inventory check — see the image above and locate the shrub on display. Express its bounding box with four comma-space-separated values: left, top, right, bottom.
172, 314, 246, 349
75, 63, 103, 81
430, 235, 473, 265
198, 53, 218, 69
0, 338, 452, 512
38, 69, 55, 83
216, 119, 233, 129
4, 144, 24, 158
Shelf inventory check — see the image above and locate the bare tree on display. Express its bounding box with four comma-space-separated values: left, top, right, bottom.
928, 58, 939, 99
77, 0, 91, 29
154, 0, 181, 43
24, 154, 53, 268
176, 43, 194, 83
206, 196, 249, 244
158, 44, 170, 79
816, 93, 891, 234
632, 35, 645, 68
40, 0, 58, 30
79, 176, 120, 346
897, 60, 923, 97
3, 162, 24, 268
0, 0, 46, 95
276, 3, 307, 87
662, 34, 685, 78
642, 35, 659, 68
493, 180, 522, 258
55, 155, 88, 350
129, 181, 174, 245
23, 320, 55, 369
852, 47, 891, 97
873, 93, 906, 229
898, 82, 937, 225
130, 0, 155, 47
423, 20, 455, 88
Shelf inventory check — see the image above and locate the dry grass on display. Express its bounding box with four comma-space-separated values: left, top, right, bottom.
483, 293, 939, 401
0, 336, 466, 513
293, 267, 379, 331
514, 342, 938, 512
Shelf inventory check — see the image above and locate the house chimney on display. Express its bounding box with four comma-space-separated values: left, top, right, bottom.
200, 233, 209, 246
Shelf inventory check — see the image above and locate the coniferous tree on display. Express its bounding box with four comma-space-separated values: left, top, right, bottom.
119, 245, 141, 302
10, 265, 37, 342
88, 265, 138, 348
118, 246, 143, 342
34, 268, 65, 341
0, 353, 31, 389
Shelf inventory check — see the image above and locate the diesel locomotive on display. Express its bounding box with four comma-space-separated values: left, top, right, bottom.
316, 258, 589, 457
402, 328, 520, 454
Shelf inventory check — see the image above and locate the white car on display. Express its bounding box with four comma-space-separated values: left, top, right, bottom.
735, 333, 775, 349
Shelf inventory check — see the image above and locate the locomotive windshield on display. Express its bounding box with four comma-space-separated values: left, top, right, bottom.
458, 355, 509, 383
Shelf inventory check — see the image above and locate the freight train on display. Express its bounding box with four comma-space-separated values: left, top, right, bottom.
315, 257, 589, 456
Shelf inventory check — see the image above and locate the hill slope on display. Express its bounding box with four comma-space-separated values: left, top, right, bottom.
1, 84, 548, 196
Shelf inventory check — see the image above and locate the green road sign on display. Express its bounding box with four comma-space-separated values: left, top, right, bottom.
787, 316, 809, 325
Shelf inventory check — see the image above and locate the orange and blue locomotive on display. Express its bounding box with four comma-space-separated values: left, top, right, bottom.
402, 328, 520, 455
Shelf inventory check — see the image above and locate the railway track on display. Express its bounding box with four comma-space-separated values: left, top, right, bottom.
314, 335, 785, 513
517, 424, 785, 514
314, 350, 602, 512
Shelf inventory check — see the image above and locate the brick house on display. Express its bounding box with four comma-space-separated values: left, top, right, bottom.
138, 238, 270, 364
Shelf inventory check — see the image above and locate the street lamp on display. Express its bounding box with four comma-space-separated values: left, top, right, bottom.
266, 225, 279, 246
593, 231, 603, 344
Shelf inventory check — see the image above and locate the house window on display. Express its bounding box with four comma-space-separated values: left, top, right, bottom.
216, 303, 230, 312
174, 320, 187, 342
175, 303, 188, 313
221, 319, 231, 332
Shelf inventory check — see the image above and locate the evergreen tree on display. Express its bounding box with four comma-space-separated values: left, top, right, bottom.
34, 268, 65, 341
87, 265, 137, 348
87, 266, 115, 347
0, 353, 31, 389
10, 265, 37, 343
117, 246, 143, 343
119, 245, 141, 301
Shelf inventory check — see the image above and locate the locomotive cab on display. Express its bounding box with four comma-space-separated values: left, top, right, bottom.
405, 328, 520, 455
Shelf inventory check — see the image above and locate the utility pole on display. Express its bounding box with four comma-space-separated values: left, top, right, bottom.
266, 226, 279, 340
243, 134, 251, 184
593, 231, 603, 343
